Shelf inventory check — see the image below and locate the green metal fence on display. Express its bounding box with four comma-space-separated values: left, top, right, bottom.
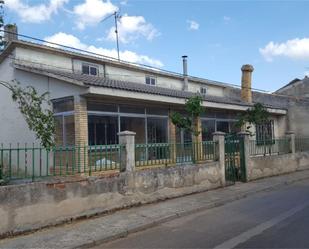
249, 138, 291, 156
295, 137, 309, 152
135, 141, 218, 167
0, 143, 124, 182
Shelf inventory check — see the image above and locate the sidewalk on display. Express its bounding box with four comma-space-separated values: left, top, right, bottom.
1, 170, 309, 249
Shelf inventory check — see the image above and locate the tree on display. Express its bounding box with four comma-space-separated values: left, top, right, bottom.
236, 103, 270, 135
0, 80, 55, 148
170, 95, 204, 138
0, 0, 4, 51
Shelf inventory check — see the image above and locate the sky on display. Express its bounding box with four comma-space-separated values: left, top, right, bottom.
2, 0, 309, 92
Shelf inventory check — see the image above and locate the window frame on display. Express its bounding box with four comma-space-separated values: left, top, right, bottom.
145, 75, 156, 86
82, 63, 99, 76
200, 86, 207, 96
256, 120, 275, 145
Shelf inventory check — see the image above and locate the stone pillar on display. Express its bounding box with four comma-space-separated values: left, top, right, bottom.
286, 131, 295, 154
238, 131, 250, 182
213, 132, 225, 186
241, 64, 254, 103
168, 111, 177, 163
74, 95, 88, 173
118, 131, 136, 172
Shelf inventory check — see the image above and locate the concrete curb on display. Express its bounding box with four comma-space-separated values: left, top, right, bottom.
76, 172, 309, 249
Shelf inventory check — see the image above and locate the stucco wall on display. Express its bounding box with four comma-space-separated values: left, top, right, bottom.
0, 162, 221, 237
0, 61, 85, 145
247, 152, 309, 181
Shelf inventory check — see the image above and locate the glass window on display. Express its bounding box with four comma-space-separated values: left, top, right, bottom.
82, 63, 98, 76
202, 120, 216, 141
146, 107, 168, 116
230, 121, 241, 134
145, 76, 156, 86
53, 99, 74, 113
87, 102, 118, 112
54, 116, 64, 146
147, 118, 168, 143
119, 105, 145, 114
88, 116, 118, 145
54, 115, 75, 146
256, 120, 274, 144
200, 87, 207, 96
64, 116, 75, 146
121, 117, 145, 144
217, 121, 229, 133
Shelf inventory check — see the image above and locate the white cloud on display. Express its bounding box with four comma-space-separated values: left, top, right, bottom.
223, 16, 231, 22
120, 0, 128, 5
260, 38, 309, 62
73, 0, 118, 30
187, 20, 199, 31
44, 32, 163, 67
106, 14, 159, 44
5, 0, 68, 23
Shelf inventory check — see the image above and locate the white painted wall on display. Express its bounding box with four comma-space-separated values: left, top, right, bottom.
0, 57, 85, 146
14, 46, 227, 97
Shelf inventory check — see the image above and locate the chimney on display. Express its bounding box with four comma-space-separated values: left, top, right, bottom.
241, 64, 254, 103
4, 24, 18, 45
182, 55, 188, 91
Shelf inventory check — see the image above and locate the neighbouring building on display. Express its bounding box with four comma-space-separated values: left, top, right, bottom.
0, 25, 308, 153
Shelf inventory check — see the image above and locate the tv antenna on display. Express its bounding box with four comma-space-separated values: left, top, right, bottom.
101, 11, 121, 61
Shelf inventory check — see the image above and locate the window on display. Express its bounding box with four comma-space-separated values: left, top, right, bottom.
88, 116, 118, 145
145, 76, 156, 86
82, 63, 98, 76
202, 120, 216, 141
200, 87, 207, 96
216, 121, 229, 133
53, 98, 74, 113
256, 120, 274, 144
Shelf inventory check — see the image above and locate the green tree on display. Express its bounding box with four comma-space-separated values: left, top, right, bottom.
0, 0, 4, 51
170, 95, 204, 138
0, 80, 55, 148
236, 103, 270, 135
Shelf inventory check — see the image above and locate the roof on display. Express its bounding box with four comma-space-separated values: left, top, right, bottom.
275, 78, 302, 93
14, 62, 252, 106
14, 62, 289, 111
1, 39, 239, 90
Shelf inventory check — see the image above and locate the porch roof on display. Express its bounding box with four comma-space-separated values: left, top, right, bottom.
14, 62, 287, 113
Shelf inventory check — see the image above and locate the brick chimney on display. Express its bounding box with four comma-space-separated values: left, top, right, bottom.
4, 24, 18, 45
241, 64, 254, 103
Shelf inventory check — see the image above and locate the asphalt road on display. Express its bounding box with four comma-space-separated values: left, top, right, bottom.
96, 180, 309, 249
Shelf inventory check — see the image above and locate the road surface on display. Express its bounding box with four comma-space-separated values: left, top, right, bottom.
96, 180, 309, 248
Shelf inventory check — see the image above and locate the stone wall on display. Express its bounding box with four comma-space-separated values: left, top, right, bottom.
0, 161, 221, 237
247, 152, 309, 181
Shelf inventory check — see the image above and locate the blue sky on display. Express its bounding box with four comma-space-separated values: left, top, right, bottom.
3, 0, 309, 92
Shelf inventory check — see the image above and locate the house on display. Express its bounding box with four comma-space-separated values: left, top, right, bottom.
0, 25, 307, 152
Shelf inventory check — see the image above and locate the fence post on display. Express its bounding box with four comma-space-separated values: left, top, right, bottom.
238, 131, 250, 182
213, 132, 225, 186
286, 131, 295, 154
118, 131, 136, 172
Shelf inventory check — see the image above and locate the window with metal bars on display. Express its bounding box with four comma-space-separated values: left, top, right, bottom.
256, 120, 274, 145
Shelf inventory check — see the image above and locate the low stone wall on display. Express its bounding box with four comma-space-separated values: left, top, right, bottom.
0, 161, 221, 237
247, 151, 309, 181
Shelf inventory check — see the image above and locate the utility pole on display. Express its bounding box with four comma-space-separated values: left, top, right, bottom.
101, 11, 121, 61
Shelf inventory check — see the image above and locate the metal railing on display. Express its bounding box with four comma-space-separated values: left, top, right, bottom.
295, 137, 309, 152
135, 141, 218, 167
0, 143, 124, 182
249, 138, 291, 156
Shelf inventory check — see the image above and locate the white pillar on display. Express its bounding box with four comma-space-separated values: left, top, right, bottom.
118, 131, 136, 172
213, 132, 225, 186
286, 131, 295, 154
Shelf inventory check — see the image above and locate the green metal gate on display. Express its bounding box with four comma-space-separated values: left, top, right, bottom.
224, 135, 246, 184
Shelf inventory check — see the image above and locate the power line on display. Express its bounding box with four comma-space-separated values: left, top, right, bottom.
1, 30, 308, 102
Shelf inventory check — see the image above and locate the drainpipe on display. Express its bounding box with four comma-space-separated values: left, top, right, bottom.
182, 55, 189, 91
